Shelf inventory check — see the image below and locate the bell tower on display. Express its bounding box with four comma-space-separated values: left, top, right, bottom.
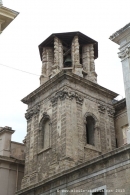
39, 32, 98, 84
19, 32, 117, 192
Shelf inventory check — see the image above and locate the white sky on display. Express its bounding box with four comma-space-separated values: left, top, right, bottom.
0, 0, 129, 142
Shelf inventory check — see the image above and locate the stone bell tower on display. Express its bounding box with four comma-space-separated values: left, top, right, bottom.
18, 32, 118, 194
39, 32, 98, 84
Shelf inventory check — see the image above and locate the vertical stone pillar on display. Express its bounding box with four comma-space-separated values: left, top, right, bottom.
58, 39, 63, 70
98, 103, 107, 153
52, 37, 63, 77
71, 42, 75, 68
110, 23, 130, 143
72, 36, 82, 77
40, 47, 53, 85
82, 44, 97, 82
82, 45, 90, 74
118, 47, 130, 143
77, 102, 84, 163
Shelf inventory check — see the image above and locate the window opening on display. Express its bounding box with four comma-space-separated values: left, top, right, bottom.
86, 116, 95, 145
92, 191, 104, 195
42, 118, 50, 149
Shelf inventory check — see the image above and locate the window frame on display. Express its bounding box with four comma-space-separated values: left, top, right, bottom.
90, 185, 107, 195
38, 112, 51, 153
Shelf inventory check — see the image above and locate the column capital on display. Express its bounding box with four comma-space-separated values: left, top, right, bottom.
118, 47, 130, 61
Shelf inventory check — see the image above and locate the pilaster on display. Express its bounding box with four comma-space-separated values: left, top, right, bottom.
110, 23, 130, 143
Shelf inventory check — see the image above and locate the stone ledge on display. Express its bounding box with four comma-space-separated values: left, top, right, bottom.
21, 70, 118, 104
84, 144, 101, 153
38, 147, 51, 155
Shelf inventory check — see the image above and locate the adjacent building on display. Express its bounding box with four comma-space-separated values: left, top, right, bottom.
0, 0, 19, 34
0, 126, 25, 195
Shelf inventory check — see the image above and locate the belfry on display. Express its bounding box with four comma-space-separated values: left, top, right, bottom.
39, 32, 98, 84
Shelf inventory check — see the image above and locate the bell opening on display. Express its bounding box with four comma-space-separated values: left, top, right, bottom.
64, 55, 72, 67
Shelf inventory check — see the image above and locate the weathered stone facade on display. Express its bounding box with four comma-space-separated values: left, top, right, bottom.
16, 30, 130, 195
19, 67, 117, 192
16, 144, 130, 195
39, 32, 98, 85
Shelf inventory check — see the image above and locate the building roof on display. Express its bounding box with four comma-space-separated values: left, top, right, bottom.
38, 31, 98, 60
109, 23, 130, 43
0, 5, 19, 33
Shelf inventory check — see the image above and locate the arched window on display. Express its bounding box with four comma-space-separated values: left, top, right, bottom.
86, 116, 95, 146
39, 112, 51, 151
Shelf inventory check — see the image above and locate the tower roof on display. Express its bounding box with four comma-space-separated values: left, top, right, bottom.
39, 31, 98, 60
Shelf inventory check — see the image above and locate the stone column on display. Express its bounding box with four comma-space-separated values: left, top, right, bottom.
52, 37, 63, 77
40, 47, 53, 85
71, 36, 83, 77
110, 23, 130, 143
82, 44, 97, 82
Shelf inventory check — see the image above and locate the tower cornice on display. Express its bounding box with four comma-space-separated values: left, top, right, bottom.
21, 70, 118, 104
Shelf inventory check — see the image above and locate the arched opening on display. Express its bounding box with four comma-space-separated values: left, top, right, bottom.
86, 116, 95, 146
39, 113, 51, 151
42, 118, 50, 149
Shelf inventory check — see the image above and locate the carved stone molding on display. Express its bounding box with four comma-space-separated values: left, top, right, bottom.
51, 88, 84, 105
109, 23, 130, 41
39, 112, 50, 130
107, 107, 115, 117
25, 104, 40, 120
84, 112, 98, 125
98, 103, 106, 113
118, 47, 130, 61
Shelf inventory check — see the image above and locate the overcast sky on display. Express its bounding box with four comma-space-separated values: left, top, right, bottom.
0, 0, 129, 142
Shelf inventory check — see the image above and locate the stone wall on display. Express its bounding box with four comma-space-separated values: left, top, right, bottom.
16, 144, 130, 195
21, 71, 117, 189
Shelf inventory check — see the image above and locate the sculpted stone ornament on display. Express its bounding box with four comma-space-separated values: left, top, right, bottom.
118, 47, 130, 61
107, 107, 115, 117
98, 103, 106, 113
51, 88, 84, 105
25, 104, 40, 120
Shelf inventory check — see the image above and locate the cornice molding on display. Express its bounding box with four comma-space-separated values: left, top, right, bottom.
21, 70, 118, 104
0, 155, 24, 164
109, 23, 130, 41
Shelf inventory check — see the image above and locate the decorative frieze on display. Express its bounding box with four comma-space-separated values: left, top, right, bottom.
51, 88, 84, 105
118, 47, 130, 61
25, 105, 40, 120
